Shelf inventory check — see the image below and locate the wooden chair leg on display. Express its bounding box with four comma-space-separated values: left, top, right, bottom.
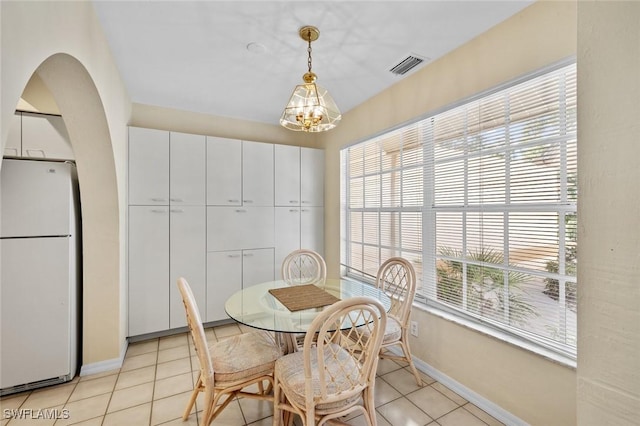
363, 387, 376, 426
401, 339, 423, 386
183, 375, 202, 420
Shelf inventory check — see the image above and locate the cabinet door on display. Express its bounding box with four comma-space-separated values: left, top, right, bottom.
207, 136, 242, 206
301, 207, 324, 256
274, 145, 300, 207
242, 141, 273, 206
170, 132, 205, 205
129, 127, 170, 205
206, 250, 242, 322
129, 206, 170, 336
207, 206, 274, 251
207, 207, 244, 251
301, 147, 324, 206
21, 112, 73, 160
169, 206, 206, 328
4, 112, 21, 157
242, 207, 275, 248
275, 207, 300, 279
243, 248, 275, 288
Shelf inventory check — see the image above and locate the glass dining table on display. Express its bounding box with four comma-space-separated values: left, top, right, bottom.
225, 278, 392, 353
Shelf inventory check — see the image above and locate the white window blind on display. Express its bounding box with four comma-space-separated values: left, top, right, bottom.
342, 63, 577, 357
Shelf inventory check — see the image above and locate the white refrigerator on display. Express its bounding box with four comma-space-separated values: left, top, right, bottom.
0, 159, 81, 395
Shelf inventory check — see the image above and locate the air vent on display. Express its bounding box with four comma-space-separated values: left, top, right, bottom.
389, 55, 427, 76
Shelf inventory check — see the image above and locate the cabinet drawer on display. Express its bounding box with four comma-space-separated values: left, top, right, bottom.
207, 206, 274, 251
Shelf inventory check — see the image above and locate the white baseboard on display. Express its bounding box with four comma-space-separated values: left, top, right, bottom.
79, 339, 128, 377
390, 347, 529, 426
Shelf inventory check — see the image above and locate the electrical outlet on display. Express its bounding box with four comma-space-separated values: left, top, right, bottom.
410, 320, 418, 337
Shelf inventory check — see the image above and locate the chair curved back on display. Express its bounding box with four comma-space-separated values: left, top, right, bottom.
303, 296, 386, 404
281, 249, 327, 285
376, 257, 417, 327
177, 277, 214, 389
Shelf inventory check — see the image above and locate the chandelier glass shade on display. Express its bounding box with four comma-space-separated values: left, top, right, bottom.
280, 26, 341, 132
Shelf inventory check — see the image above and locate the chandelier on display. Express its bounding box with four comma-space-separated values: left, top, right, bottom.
280, 26, 341, 132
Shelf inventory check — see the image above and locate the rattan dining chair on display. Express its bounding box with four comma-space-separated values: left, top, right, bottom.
370, 257, 423, 386
177, 277, 283, 425
273, 296, 387, 426
281, 249, 327, 285
281, 249, 328, 350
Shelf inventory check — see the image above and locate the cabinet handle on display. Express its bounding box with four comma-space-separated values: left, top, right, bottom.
290, 209, 299, 213
235, 209, 247, 213
243, 253, 254, 257
290, 200, 299, 204
26, 149, 46, 158
151, 198, 167, 202
227, 254, 241, 258
243, 199, 253, 203
170, 209, 184, 213
301, 209, 310, 212
150, 209, 167, 213
170, 198, 183, 202
228, 199, 240, 203
301, 200, 311, 204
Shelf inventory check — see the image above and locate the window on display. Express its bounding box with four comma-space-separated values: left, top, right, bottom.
341, 63, 577, 357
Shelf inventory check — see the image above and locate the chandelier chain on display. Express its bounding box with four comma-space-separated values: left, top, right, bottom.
307, 34, 313, 73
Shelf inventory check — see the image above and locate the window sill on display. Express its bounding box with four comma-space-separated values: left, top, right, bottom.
413, 300, 577, 369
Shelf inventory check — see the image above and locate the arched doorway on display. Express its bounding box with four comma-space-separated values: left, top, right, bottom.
6, 54, 124, 369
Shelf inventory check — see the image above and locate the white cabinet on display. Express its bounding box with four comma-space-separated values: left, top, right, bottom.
242, 248, 275, 287
206, 251, 242, 323
275, 207, 301, 275
129, 205, 206, 334
242, 141, 274, 206
274, 206, 324, 279
275, 145, 300, 207
4, 112, 73, 160
170, 132, 206, 205
301, 147, 324, 207
169, 206, 206, 329
128, 127, 206, 336
21, 112, 73, 160
274, 146, 324, 277
207, 206, 274, 251
206, 248, 274, 322
128, 127, 170, 205
127, 126, 324, 335
301, 206, 324, 255
128, 206, 170, 336
4, 112, 22, 157
129, 128, 205, 206
275, 146, 324, 207
207, 139, 273, 207
207, 137, 242, 206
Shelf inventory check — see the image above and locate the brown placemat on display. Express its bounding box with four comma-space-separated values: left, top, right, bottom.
268, 284, 340, 312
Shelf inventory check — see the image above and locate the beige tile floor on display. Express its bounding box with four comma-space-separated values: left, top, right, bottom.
0, 323, 505, 426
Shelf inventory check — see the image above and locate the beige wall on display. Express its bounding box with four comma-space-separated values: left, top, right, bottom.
318, 2, 578, 424
1, 1, 130, 366
577, 2, 640, 424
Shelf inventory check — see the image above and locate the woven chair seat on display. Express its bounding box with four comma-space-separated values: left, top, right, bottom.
211, 331, 282, 384
275, 343, 362, 411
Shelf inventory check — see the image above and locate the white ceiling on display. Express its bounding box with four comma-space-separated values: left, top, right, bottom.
92, 1, 534, 126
